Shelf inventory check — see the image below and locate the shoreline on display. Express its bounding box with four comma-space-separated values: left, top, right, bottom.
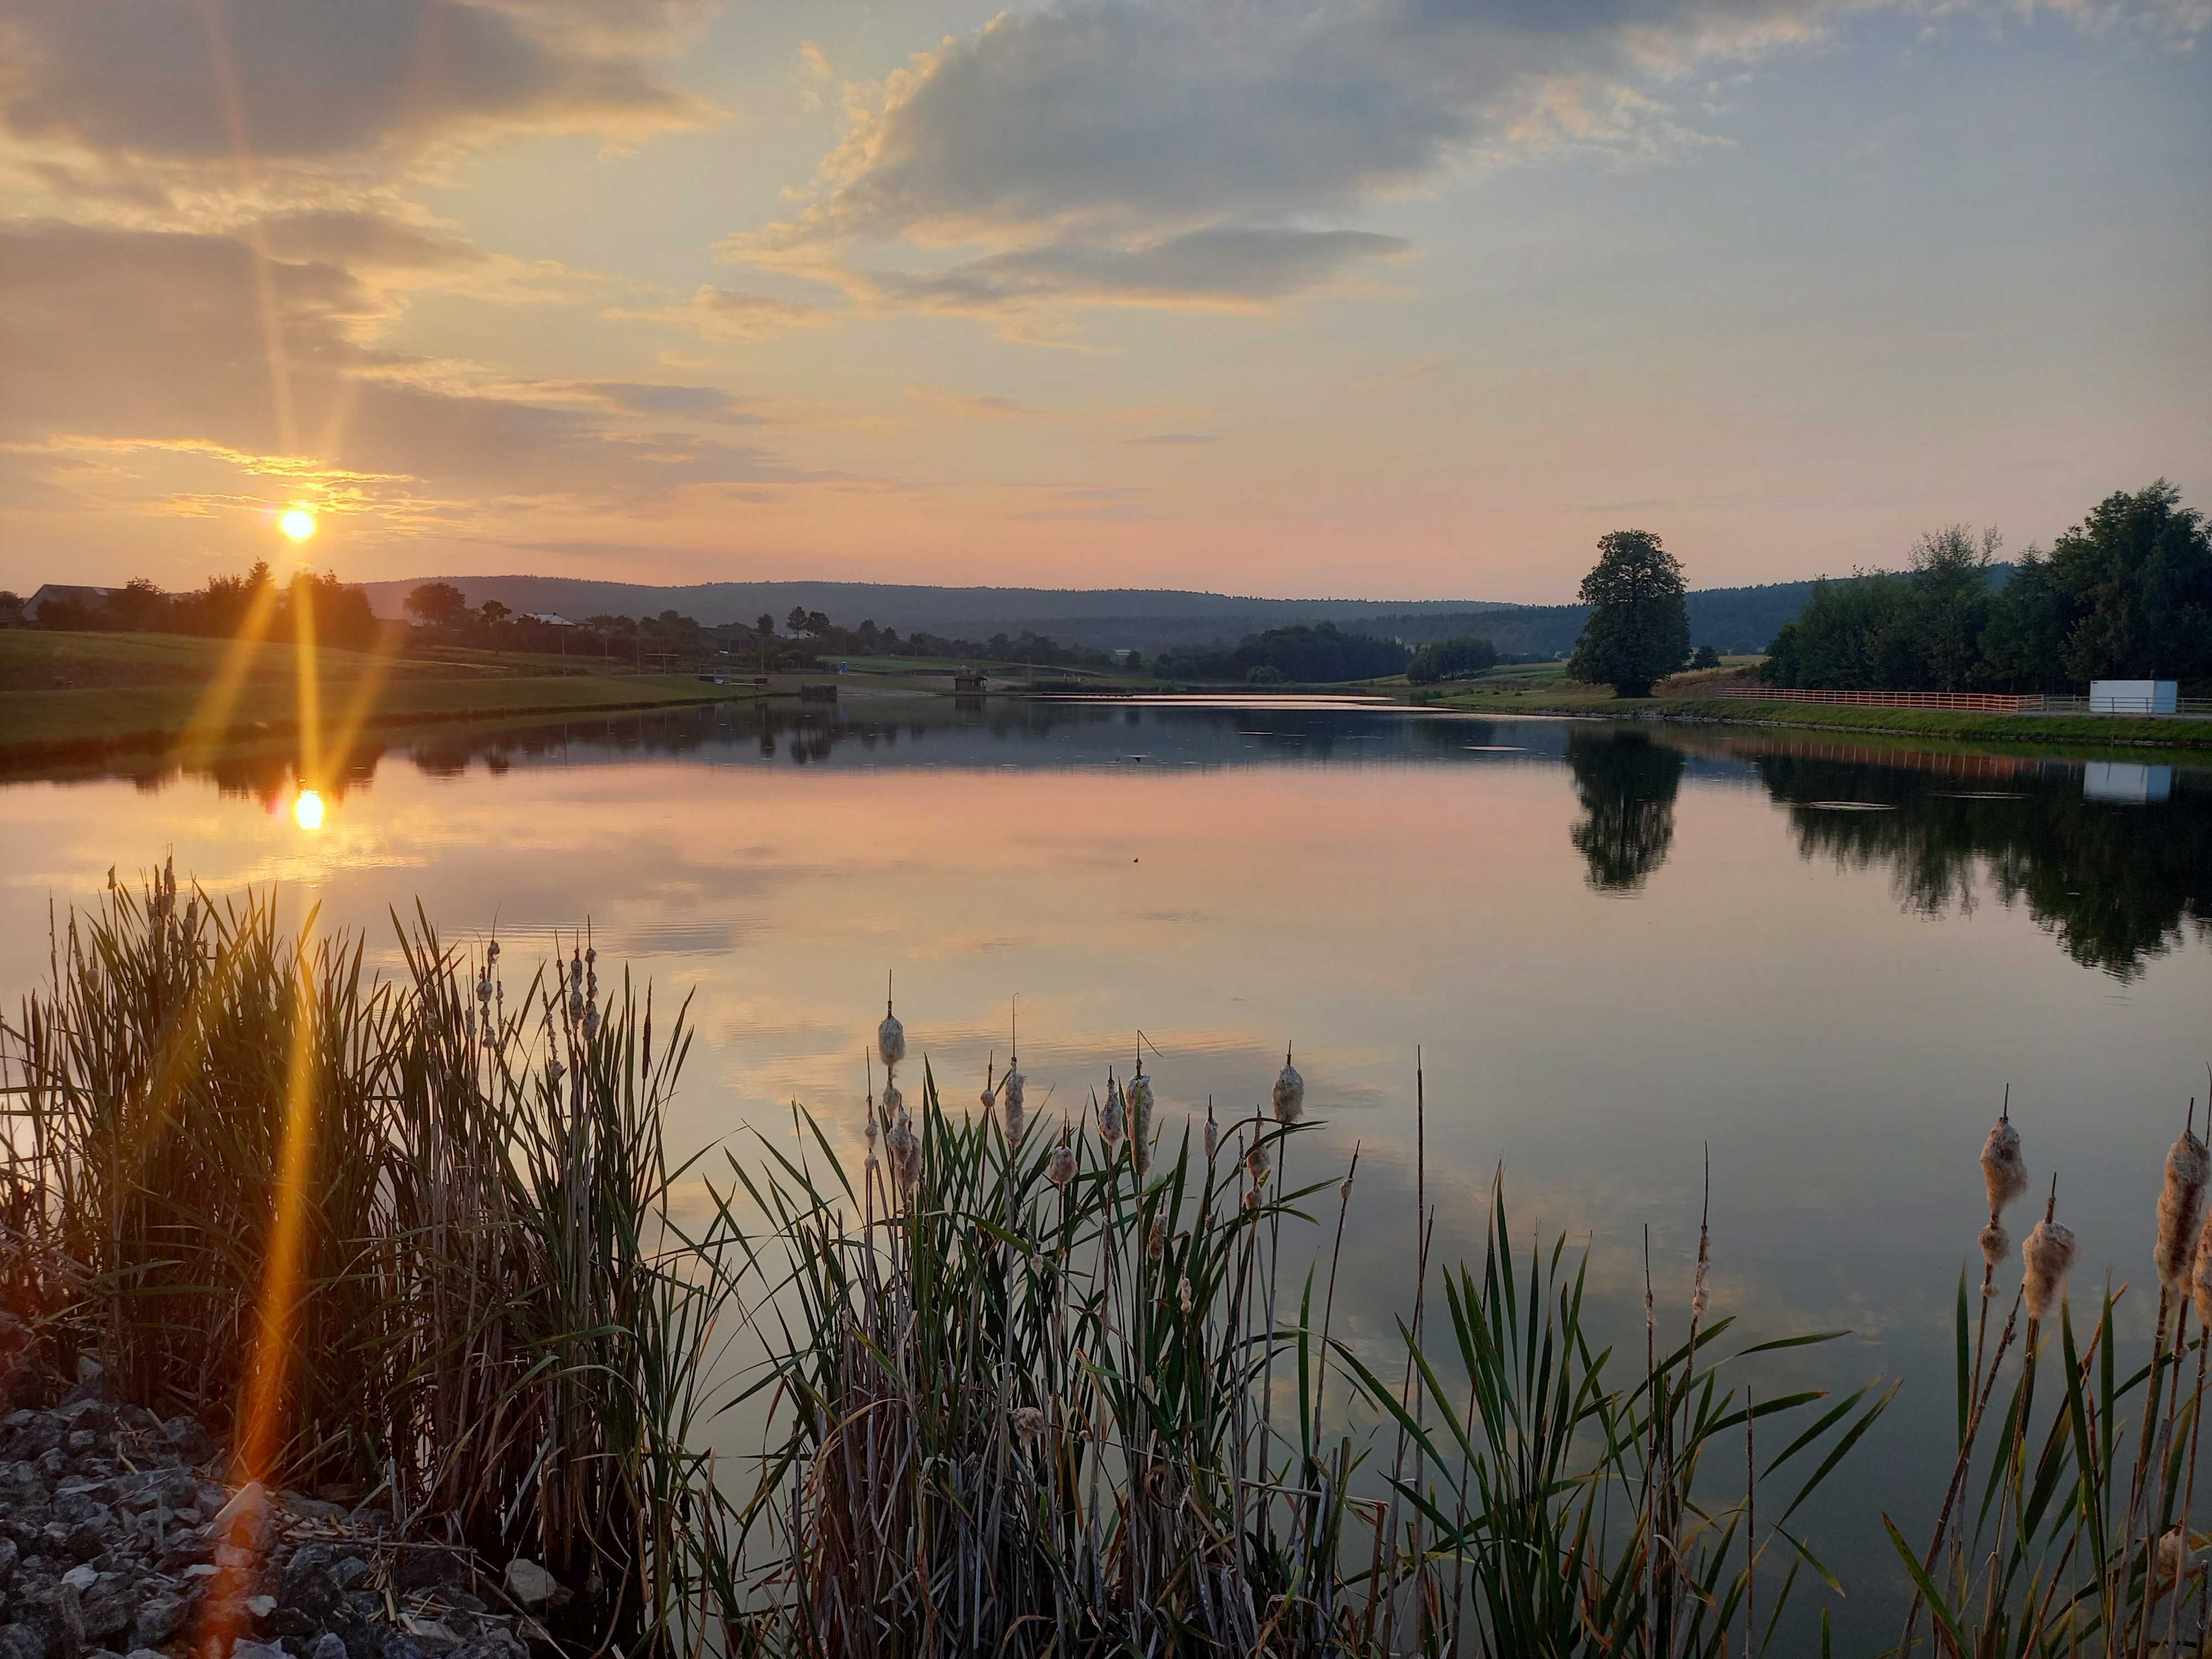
1391, 687, 2212, 753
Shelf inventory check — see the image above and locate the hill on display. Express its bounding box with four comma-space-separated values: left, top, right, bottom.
361, 570, 2007, 658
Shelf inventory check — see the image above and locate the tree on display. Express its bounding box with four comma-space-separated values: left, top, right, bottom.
1690, 645, 1721, 670
406, 582, 468, 632
1567, 530, 1690, 697
2042, 480, 2212, 686
1405, 635, 1499, 685
786, 605, 809, 635
480, 600, 511, 627
757, 613, 776, 640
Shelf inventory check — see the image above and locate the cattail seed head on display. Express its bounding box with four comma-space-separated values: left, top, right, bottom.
1204, 1106, 1219, 1162
1272, 1048, 1304, 1124
1246, 1140, 1270, 1187
2191, 1208, 2212, 1327
1147, 1218, 1166, 1260
1128, 1072, 1154, 1173
583, 1000, 600, 1039
2157, 1525, 2192, 1592
1048, 1123, 1076, 1188
1979, 1220, 2008, 1280
1981, 1118, 2028, 1216
1010, 1406, 1045, 1446
2022, 1217, 2078, 1319
2156, 1126, 2210, 1291
1100, 1073, 1126, 1144
878, 1002, 906, 1070
881, 1079, 903, 1120
1003, 1084, 1025, 1144
1178, 1277, 1192, 1313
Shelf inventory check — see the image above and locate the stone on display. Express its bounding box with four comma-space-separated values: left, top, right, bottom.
125, 1650, 169, 1659
329, 1556, 372, 1593
0, 1629, 41, 1659
62, 1564, 100, 1591
212, 1481, 274, 1552
244, 1595, 278, 1622
234, 1642, 289, 1659
0, 1536, 17, 1587
127, 1595, 186, 1648
500, 1559, 559, 1609
310, 1637, 349, 1659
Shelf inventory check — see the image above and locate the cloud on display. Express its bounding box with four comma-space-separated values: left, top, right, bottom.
0, 0, 716, 169
606, 283, 836, 342
911, 388, 1048, 419
851, 226, 1407, 316
0, 218, 823, 521
727, 0, 2199, 327
1127, 432, 1219, 445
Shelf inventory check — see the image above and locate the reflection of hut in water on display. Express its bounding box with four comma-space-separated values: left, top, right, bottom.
953, 670, 988, 693
799, 684, 839, 703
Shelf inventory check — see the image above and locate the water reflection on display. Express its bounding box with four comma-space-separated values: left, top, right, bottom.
8, 700, 2209, 980
1566, 729, 1686, 892
1752, 751, 2212, 979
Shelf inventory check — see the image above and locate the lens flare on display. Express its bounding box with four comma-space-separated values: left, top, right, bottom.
280, 508, 316, 542
293, 788, 325, 831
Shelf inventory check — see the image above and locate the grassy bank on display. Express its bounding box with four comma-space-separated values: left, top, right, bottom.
0, 629, 761, 768
1404, 683, 2212, 752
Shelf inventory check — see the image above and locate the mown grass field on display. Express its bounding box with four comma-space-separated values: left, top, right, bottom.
0, 629, 759, 766
1406, 680, 2212, 750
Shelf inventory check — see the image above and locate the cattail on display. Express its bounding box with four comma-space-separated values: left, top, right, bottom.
881, 1078, 903, 1119
487, 938, 500, 967
1048, 1122, 1076, 1188
583, 999, 600, 1040
477, 969, 493, 1004
865, 1097, 879, 1150
1979, 1220, 2008, 1281
1147, 1218, 1166, 1260
2191, 1206, 2212, 1327
2157, 1524, 2192, 1592
1100, 1073, 1126, 1144
1246, 1139, 1270, 1187
1128, 1068, 1153, 1174
1339, 1175, 1353, 1204
1178, 1277, 1192, 1313
1981, 1114, 2027, 1215
878, 999, 906, 1071
1009, 1406, 1045, 1447
1002, 1065, 1025, 1141
1271, 1046, 1304, 1124
1204, 1104, 1219, 1162
2157, 1123, 2210, 1290
2022, 1215, 2078, 1319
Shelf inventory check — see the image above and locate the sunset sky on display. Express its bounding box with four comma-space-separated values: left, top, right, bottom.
2, 0, 2205, 604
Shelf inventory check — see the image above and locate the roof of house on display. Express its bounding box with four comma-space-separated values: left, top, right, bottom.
23, 583, 115, 618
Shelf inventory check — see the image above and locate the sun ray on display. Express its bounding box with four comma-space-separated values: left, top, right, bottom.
175, 573, 283, 774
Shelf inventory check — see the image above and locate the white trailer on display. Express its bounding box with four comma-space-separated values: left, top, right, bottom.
2089, 679, 2178, 714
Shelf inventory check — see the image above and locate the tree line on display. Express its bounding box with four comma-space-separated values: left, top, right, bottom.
1152, 623, 1410, 685
16, 566, 379, 649
1761, 481, 2210, 692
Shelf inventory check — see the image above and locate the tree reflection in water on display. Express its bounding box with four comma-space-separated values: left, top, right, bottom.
1565, 729, 1687, 893
1756, 753, 2212, 980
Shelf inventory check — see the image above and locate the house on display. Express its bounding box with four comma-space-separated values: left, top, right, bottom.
953, 670, 987, 693
22, 583, 114, 623
524, 612, 576, 628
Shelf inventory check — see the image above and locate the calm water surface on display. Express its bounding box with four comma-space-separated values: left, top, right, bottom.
2, 697, 2207, 1641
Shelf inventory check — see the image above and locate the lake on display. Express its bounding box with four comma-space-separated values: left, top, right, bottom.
2, 696, 2207, 1644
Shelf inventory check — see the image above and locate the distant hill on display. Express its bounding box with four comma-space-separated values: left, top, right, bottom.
359, 577, 1515, 654
361, 570, 2007, 658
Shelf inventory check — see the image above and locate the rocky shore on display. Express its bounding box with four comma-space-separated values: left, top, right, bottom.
1, 1328, 567, 1659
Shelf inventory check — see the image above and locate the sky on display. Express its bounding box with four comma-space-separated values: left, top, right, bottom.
1, 0, 2206, 604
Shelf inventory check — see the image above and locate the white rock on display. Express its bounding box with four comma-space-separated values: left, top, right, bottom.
212, 1479, 273, 1549
504, 1557, 560, 1608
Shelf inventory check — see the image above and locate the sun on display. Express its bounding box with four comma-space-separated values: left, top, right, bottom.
279, 508, 317, 542
292, 787, 325, 831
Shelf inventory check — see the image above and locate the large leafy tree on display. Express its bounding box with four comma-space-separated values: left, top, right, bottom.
405, 581, 468, 632
2044, 479, 2212, 685
1567, 530, 1691, 697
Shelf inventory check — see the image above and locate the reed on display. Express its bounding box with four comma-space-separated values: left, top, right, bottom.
0, 873, 739, 1651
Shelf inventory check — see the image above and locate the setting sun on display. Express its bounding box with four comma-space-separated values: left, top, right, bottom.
291, 787, 324, 831
279, 508, 316, 542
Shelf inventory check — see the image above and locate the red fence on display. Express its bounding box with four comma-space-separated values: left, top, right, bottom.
1718, 686, 2027, 712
